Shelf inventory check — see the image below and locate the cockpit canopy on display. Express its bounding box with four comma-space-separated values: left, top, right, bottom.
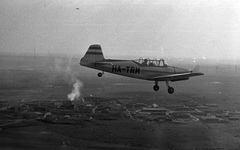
134, 58, 168, 67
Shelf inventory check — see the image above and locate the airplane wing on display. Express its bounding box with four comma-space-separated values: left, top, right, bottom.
148, 72, 204, 82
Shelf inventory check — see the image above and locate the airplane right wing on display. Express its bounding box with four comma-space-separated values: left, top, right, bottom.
148, 72, 204, 82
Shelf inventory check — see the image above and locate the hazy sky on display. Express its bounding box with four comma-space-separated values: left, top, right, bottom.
0, 0, 239, 61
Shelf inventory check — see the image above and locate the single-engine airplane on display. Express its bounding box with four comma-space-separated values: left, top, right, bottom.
80, 44, 204, 94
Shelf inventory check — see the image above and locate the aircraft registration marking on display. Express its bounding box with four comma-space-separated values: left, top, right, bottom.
112, 65, 140, 74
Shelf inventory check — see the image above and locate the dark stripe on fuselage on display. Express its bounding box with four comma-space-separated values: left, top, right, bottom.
89, 46, 101, 50
86, 52, 103, 55
104, 59, 129, 62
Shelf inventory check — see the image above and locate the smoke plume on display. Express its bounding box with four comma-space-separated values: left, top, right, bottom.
67, 79, 83, 101
49, 57, 84, 101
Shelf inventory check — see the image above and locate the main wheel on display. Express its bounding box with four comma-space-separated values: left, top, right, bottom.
168, 87, 174, 94
153, 85, 159, 91
98, 72, 103, 77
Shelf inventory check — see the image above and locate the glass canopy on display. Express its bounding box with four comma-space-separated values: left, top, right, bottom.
134, 58, 168, 67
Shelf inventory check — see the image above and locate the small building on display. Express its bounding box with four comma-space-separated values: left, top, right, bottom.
164, 104, 183, 109
169, 112, 191, 119
141, 107, 167, 115
174, 107, 196, 112
133, 103, 147, 109
184, 102, 199, 107
196, 105, 209, 110
228, 111, 240, 116
189, 111, 204, 116
200, 116, 228, 123
229, 117, 240, 120
152, 103, 159, 108
34, 112, 44, 118
204, 104, 217, 107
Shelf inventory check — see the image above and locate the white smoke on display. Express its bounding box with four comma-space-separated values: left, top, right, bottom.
67, 79, 83, 101
51, 57, 84, 101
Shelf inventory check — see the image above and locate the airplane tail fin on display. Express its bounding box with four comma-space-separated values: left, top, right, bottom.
80, 44, 105, 66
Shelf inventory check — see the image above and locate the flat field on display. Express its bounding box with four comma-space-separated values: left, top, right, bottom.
1, 55, 240, 150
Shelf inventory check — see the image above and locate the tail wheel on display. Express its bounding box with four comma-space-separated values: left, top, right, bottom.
98, 72, 103, 77
168, 87, 174, 94
153, 85, 159, 91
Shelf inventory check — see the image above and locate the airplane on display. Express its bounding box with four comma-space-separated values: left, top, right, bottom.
80, 44, 204, 94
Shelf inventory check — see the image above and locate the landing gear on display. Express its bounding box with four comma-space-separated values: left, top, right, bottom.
153, 81, 175, 94
153, 81, 159, 91
98, 72, 104, 77
168, 87, 174, 94
166, 81, 174, 94
153, 85, 159, 91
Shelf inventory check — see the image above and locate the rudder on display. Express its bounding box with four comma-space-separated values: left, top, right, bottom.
80, 44, 105, 66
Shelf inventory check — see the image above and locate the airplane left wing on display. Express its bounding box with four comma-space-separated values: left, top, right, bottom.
148, 72, 204, 82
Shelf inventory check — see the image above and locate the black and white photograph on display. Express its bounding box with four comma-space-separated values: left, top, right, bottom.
0, 0, 240, 149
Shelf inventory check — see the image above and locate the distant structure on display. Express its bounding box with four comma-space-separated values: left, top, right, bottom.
141, 107, 167, 115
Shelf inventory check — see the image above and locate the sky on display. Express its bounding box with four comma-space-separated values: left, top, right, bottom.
0, 0, 239, 62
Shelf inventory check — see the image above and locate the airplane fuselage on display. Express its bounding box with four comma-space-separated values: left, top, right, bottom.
81, 59, 189, 81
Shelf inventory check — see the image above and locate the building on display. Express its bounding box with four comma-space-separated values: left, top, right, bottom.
200, 116, 228, 123
204, 104, 217, 107
133, 103, 148, 109
174, 107, 196, 112
141, 107, 167, 115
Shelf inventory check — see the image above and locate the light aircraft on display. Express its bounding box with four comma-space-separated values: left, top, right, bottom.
80, 44, 204, 94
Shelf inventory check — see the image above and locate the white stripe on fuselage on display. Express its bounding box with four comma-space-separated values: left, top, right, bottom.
93, 60, 176, 80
